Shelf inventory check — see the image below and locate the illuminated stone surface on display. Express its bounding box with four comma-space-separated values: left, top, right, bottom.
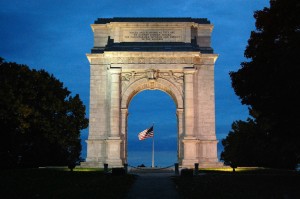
81, 18, 223, 168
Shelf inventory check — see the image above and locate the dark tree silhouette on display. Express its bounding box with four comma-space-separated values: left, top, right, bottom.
0, 58, 88, 168
221, 119, 267, 168
222, 0, 300, 169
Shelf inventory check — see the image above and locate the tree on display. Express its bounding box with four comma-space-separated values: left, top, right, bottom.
0, 58, 88, 168
221, 119, 267, 168
222, 0, 300, 169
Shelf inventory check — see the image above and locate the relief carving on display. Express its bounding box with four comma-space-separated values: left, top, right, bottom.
149, 58, 155, 64
128, 58, 134, 64
121, 71, 136, 81
160, 57, 166, 63
121, 69, 184, 97
121, 71, 146, 91
116, 57, 124, 63
170, 58, 177, 64
180, 57, 186, 64
146, 69, 158, 80
158, 70, 184, 85
168, 70, 184, 84
138, 57, 145, 64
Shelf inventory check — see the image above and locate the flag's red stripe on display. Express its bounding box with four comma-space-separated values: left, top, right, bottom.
138, 128, 154, 140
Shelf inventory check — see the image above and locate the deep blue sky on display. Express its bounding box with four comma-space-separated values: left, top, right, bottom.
0, 0, 269, 166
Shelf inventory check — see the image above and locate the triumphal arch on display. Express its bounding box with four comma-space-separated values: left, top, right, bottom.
81, 17, 222, 168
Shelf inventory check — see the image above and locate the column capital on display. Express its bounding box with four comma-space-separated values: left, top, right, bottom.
182, 136, 197, 141
176, 108, 184, 115
183, 68, 196, 74
110, 67, 121, 74
106, 137, 122, 141
121, 108, 128, 114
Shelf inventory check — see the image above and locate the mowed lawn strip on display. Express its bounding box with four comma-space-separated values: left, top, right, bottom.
0, 168, 135, 199
173, 169, 300, 199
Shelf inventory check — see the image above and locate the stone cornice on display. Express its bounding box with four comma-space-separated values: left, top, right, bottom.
86, 52, 218, 64
94, 17, 211, 24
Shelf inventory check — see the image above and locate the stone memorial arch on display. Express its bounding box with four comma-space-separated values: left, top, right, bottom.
81, 18, 223, 168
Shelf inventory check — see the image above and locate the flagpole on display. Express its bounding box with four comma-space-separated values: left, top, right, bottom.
152, 123, 155, 168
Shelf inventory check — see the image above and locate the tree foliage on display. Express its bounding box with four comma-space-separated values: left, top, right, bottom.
0, 58, 88, 168
222, 0, 300, 169
221, 119, 268, 167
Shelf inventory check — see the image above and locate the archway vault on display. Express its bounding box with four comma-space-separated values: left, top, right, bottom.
121, 75, 184, 109
81, 17, 223, 168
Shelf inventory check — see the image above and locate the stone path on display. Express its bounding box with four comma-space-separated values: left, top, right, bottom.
125, 172, 180, 199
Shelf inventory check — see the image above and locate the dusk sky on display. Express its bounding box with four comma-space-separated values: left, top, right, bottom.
0, 0, 269, 166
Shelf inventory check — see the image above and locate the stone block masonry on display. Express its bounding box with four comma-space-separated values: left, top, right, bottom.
81, 17, 223, 168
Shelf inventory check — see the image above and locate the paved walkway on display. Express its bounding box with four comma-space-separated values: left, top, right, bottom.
125, 172, 180, 199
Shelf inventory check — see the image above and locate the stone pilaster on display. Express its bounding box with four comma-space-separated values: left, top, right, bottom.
110, 68, 121, 138
183, 69, 195, 137
182, 68, 198, 167
195, 63, 216, 140
81, 62, 109, 168
120, 108, 128, 164
194, 55, 222, 167
106, 68, 122, 167
176, 108, 184, 164
88, 63, 109, 139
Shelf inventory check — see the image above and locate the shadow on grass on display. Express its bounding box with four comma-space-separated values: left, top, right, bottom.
0, 168, 135, 199
173, 169, 300, 199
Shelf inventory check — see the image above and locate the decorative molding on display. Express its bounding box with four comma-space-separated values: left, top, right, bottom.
159, 70, 184, 85
90, 56, 198, 64
146, 69, 158, 80
121, 69, 184, 97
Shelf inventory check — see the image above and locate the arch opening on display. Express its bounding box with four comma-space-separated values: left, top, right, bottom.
127, 90, 177, 167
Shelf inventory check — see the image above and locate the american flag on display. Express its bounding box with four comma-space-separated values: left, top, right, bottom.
138, 126, 154, 140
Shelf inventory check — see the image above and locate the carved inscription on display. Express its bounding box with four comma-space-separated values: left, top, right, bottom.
122, 29, 182, 42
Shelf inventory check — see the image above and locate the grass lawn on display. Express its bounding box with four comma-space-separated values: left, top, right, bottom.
0, 168, 135, 199
173, 168, 300, 199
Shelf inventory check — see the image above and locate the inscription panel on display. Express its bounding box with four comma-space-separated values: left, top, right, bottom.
121, 29, 183, 42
